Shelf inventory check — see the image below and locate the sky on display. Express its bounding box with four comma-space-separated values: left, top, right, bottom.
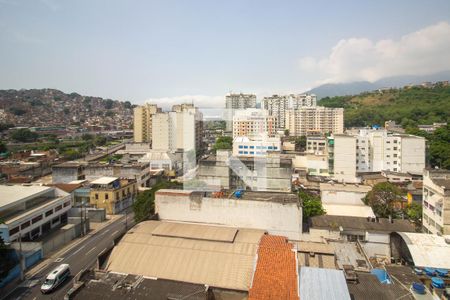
1, 0, 450, 108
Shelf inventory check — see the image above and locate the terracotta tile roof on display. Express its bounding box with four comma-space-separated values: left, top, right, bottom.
248, 235, 299, 300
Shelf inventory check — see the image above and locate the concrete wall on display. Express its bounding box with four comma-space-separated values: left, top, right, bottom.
156, 192, 303, 240
401, 137, 425, 174
333, 135, 358, 183
321, 190, 368, 206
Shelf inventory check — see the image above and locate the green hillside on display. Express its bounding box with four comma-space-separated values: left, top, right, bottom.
319, 84, 450, 128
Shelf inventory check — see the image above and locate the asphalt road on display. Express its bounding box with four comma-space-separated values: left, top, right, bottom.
4, 213, 133, 300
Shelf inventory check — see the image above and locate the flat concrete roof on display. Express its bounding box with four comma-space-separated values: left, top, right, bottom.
0, 185, 52, 211
90, 177, 118, 185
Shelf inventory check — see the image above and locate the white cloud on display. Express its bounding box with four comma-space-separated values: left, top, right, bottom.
143, 95, 224, 110
299, 21, 450, 84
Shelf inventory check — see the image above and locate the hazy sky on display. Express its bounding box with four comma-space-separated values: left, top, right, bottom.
1, 0, 450, 107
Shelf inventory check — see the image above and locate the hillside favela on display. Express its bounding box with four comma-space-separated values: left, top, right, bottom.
1, 1, 450, 300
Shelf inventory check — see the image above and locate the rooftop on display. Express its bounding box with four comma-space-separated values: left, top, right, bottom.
106, 220, 265, 291
90, 177, 119, 185
73, 272, 208, 300
322, 204, 375, 218
299, 267, 350, 300
432, 178, 450, 190
248, 235, 299, 300
320, 183, 372, 193
310, 215, 416, 233
395, 232, 450, 269
347, 271, 414, 300
45, 183, 82, 193
0, 185, 53, 211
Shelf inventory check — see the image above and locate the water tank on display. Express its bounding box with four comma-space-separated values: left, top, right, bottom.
431, 277, 445, 289
412, 282, 425, 294
436, 269, 448, 277
424, 268, 436, 276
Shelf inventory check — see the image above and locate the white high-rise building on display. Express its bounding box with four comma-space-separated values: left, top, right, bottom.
152, 104, 203, 152
329, 129, 426, 183
232, 109, 276, 138
285, 106, 344, 137
262, 93, 317, 130
225, 93, 257, 131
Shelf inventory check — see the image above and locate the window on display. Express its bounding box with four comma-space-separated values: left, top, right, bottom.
250, 151, 254, 154
244, 146, 248, 149
274, 146, 278, 150
64, 201, 70, 207
393, 147, 398, 150
9, 227, 19, 236
55, 205, 62, 212
244, 151, 248, 154
393, 154, 397, 157
250, 146, 254, 149
239, 151, 243, 154
21, 221, 31, 230
95, 194, 99, 200
52, 217, 60, 225
45, 209, 53, 217
116, 192, 119, 199
393, 161, 397, 164
32, 215, 43, 224
239, 145, 243, 149
105, 194, 109, 200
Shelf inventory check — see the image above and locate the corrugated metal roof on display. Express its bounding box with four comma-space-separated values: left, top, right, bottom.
107, 221, 265, 291
299, 267, 351, 300
397, 232, 450, 269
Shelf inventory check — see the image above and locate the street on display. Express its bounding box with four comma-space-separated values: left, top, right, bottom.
4, 213, 133, 300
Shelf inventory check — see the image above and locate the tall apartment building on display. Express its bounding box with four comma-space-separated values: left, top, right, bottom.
262, 93, 317, 130
133, 104, 161, 143
291, 93, 317, 109
232, 109, 276, 138
285, 106, 344, 137
422, 169, 450, 235
261, 95, 290, 130
329, 129, 426, 183
152, 104, 203, 153
225, 93, 257, 131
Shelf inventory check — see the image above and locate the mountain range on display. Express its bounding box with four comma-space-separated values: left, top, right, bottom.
307, 70, 450, 99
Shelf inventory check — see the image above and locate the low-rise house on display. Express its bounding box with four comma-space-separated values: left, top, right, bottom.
89, 177, 137, 214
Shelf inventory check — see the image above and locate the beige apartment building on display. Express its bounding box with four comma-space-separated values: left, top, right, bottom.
133, 104, 161, 143
232, 109, 276, 138
422, 169, 450, 235
152, 104, 203, 152
285, 106, 344, 137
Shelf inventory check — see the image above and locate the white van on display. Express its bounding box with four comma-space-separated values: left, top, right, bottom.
40, 264, 71, 294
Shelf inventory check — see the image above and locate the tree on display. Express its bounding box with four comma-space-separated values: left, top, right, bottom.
364, 182, 405, 218
299, 190, 325, 219
81, 133, 93, 141
405, 202, 422, 229
213, 136, 232, 151
105, 99, 114, 109
284, 129, 290, 137
10, 128, 38, 142
94, 135, 107, 147
62, 148, 82, 160
124, 101, 132, 109
0, 141, 7, 153
293, 135, 306, 151
133, 180, 182, 223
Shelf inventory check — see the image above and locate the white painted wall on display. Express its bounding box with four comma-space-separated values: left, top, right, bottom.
321, 191, 368, 205
156, 192, 302, 240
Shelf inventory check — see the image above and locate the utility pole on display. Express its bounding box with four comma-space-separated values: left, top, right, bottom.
18, 232, 24, 281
